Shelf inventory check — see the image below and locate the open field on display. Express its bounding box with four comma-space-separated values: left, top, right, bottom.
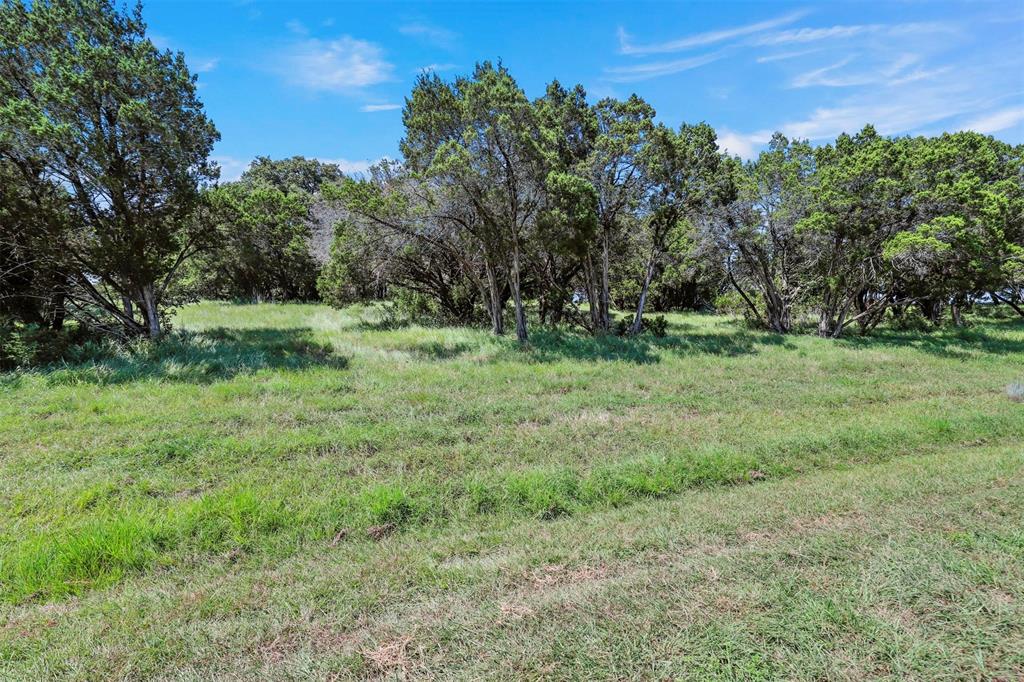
1, 302, 1022, 679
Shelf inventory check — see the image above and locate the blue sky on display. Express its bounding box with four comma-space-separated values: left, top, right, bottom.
142, 0, 1024, 180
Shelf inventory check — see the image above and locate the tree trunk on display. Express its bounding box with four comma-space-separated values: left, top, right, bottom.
817, 311, 835, 338
817, 291, 847, 338
630, 254, 656, 335
584, 254, 602, 332
510, 241, 528, 343
122, 294, 134, 322
920, 298, 943, 326
140, 284, 161, 339
485, 260, 504, 335
47, 292, 66, 331
950, 296, 965, 327
764, 288, 790, 333
600, 228, 611, 332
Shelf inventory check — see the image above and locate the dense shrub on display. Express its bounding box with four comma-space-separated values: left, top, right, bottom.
0, 317, 101, 370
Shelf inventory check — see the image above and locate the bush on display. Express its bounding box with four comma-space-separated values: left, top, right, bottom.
613, 314, 668, 337
644, 314, 669, 337
0, 318, 99, 370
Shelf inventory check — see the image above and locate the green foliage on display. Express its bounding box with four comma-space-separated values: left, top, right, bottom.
0, 0, 219, 338
613, 313, 668, 337
192, 180, 320, 301
0, 317, 98, 369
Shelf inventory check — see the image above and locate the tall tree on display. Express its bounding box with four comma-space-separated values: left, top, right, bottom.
709, 134, 814, 332
533, 81, 598, 325
402, 62, 545, 342
801, 126, 914, 337
886, 132, 1024, 323
0, 155, 73, 328
585, 96, 655, 332
0, 0, 219, 338
631, 122, 722, 334
196, 181, 318, 301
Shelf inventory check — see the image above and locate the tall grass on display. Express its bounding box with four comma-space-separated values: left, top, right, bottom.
0, 302, 1021, 604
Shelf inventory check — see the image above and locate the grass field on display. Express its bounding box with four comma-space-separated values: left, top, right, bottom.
1, 302, 1022, 679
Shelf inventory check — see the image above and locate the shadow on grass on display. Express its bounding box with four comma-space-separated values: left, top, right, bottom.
383, 322, 798, 365
511, 327, 798, 364
833, 320, 1024, 360
410, 341, 480, 360
544, 329, 794, 364
39, 327, 348, 386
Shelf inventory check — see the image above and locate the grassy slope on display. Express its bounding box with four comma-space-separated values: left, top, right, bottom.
1, 302, 1022, 678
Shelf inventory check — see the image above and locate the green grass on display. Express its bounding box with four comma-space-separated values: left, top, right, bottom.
1, 302, 1022, 679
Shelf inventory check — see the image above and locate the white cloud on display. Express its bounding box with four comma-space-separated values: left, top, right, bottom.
318, 157, 380, 175
790, 56, 858, 88
756, 48, 821, 63
360, 103, 402, 112
212, 156, 251, 182
399, 22, 458, 49
961, 107, 1024, 134
191, 57, 220, 73
604, 50, 725, 82
717, 129, 766, 160
618, 10, 807, 55
754, 22, 953, 46
776, 92, 980, 141
279, 36, 393, 92
790, 53, 950, 89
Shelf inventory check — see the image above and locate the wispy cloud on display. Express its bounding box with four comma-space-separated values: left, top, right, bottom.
360, 103, 402, 112
756, 48, 822, 64
618, 10, 807, 55
754, 22, 954, 46
717, 74, 1004, 158
790, 53, 949, 89
604, 50, 725, 82
962, 106, 1024, 134
790, 56, 858, 88
399, 22, 458, 49
191, 57, 220, 73
278, 36, 394, 92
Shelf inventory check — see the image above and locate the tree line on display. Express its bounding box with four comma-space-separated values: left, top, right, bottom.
321, 63, 1023, 340
2, 0, 1022, 364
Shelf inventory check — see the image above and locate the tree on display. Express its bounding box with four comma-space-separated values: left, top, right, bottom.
584, 96, 655, 332
240, 156, 347, 266
533, 81, 598, 326
631, 122, 722, 334
800, 126, 914, 337
536, 170, 598, 324
0, 156, 73, 329
709, 134, 814, 332
401, 63, 545, 342
323, 161, 487, 324
241, 156, 345, 195
0, 0, 219, 338
885, 132, 1024, 323
197, 182, 318, 301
